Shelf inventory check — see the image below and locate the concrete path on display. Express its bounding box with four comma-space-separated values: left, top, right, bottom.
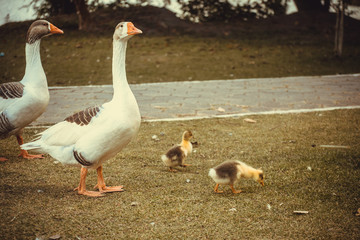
32, 74, 360, 125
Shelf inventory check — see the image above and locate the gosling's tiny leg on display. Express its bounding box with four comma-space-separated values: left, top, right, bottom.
214, 183, 223, 193
181, 164, 191, 167
230, 184, 242, 194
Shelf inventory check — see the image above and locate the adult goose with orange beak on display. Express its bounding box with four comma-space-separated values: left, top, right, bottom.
0, 20, 63, 161
22, 22, 142, 197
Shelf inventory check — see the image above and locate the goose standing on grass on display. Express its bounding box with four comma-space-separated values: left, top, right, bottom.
0, 20, 63, 161
22, 22, 142, 197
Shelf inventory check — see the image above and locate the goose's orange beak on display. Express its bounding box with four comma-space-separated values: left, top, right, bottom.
127, 22, 142, 35
50, 23, 64, 34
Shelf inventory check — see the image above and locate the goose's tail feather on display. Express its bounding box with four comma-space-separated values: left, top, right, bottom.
21, 140, 42, 152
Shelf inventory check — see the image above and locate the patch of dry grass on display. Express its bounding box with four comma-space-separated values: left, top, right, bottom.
1, 109, 360, 239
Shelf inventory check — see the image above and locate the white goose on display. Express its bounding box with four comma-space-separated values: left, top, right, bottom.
22, 22, 142, 197
0, 20, 63, 161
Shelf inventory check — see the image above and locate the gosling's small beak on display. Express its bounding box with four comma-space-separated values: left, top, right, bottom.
50, 23, 64, 34
127, 22, 142, 35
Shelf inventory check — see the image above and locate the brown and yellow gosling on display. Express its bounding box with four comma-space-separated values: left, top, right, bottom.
161, 130, 193, 172
208, 160, 264, 193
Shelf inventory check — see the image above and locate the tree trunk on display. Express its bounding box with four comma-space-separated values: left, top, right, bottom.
334, 1, 345, 57
74, 0, 91, 31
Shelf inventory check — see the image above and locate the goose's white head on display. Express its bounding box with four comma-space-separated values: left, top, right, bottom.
113, 22, 142, 41
26, 20, 63, 44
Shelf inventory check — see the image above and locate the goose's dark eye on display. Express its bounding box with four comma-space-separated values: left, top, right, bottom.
43, 23, 47, 26
120, 25, 123, 28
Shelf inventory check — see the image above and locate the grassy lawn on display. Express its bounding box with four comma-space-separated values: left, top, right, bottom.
1, 19, 360, 86
0, 109, 359, 239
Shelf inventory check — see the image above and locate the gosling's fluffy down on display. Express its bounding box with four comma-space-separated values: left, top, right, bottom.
161, 130, 193, 172
208, 160, 264, 193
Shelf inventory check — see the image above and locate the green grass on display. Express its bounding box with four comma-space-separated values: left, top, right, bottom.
1, 109, 359, 239
1, 26, 360, 86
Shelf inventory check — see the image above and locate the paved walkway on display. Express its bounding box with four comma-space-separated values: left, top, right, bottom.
32, 74, 360, 125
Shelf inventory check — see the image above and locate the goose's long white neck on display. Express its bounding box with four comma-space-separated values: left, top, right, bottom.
112, 39, 130, 100
21, 40, 47, 88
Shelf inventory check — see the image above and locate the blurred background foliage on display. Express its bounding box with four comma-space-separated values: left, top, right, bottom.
29, 0, 352, 24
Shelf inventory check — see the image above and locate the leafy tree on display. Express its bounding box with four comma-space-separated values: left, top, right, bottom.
28, 0, 162, 30
294, 0, 360, 57
29, 0, 91, 30
29, 0, 76, 17
74, 0, 92, 30
177, 0, 288, 22
293, 0, 358, 57
293, 0, 329, 12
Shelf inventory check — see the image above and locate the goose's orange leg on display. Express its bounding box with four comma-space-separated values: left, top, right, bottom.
16, 135, 44, 159
93, 165, 124, 193
214, 183, 223, 193
230, 184, 242, 194
0, 157, 8, 162
74, 167, 104, 197
169, 167, 177, 172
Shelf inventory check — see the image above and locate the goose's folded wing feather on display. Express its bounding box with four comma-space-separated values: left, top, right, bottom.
0, 82, 24, 112
39, 121, 87, 146
0, 112, 15, 136
39, 106, 102, 146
